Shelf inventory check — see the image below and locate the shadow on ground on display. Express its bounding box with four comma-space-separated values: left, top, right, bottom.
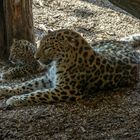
80, 0, 134, 17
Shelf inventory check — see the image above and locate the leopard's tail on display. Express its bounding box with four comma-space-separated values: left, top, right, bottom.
120, 34, 140, 48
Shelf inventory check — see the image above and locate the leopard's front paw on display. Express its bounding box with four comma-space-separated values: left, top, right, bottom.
6, 95, 28, 107
0, 86, 14, 97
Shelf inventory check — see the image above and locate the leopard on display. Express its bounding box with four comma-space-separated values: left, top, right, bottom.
0, 29, 140, 108
1, 39, 46, 80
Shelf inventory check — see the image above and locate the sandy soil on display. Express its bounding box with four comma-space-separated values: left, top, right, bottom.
0, 0, 140, 139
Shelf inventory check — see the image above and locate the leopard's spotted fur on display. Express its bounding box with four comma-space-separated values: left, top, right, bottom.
1, 39, 45, 80
0, 29, 140, 107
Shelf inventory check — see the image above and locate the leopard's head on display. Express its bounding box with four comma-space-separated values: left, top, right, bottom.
9, 39, 36, 65
34, 30, 73, 65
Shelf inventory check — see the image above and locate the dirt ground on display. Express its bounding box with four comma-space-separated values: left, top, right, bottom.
0, 0, 140, 139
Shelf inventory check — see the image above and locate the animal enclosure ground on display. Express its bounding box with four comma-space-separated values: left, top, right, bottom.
0, 0, 140, 139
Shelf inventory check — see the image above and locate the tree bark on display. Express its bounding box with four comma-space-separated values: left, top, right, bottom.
0, 0, 34, 64
0, 0, 7, 64
109, 0, 140, 19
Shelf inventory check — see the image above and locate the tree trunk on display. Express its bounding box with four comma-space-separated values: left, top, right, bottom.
0, 0, 7, 64
0, 0, 34, 64
109, 0, 140, 19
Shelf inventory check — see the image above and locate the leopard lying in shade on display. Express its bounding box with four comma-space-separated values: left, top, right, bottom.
0, 29, 140, 107
1, 39, 45, 80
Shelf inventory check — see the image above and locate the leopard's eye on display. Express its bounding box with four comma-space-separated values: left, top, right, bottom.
45, 45, 53, 50
45, 47, 52, 52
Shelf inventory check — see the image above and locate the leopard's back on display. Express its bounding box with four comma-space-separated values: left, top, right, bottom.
37, 29, 140, 91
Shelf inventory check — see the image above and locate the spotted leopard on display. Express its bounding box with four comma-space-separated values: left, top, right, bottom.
1, 39, 45, 80
0, 29, 140, 107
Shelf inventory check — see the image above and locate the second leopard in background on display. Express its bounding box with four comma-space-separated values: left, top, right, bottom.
1, 39, 46, 80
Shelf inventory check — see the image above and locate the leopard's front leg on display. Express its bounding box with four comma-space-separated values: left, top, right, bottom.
6, 87, 83, 107
0, 75, 53, 97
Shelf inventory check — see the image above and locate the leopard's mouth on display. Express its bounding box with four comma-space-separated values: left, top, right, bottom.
39, 59, 52, 65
